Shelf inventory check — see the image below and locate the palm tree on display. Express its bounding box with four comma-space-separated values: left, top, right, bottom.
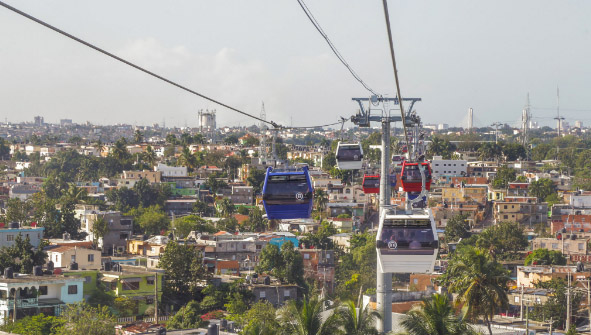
94, 139, 105, 156
178, 146, 197, 171
314, 189, 328, 218
134, 129, 144, 144
217, 198, 235, 218
399, 293, 474, 335
278, 296, 341, 335
337, 299, 380, 335
442, 246, 510, 335
143, 145, 157, 168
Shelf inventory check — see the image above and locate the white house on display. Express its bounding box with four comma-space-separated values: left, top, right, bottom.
431, 156, 467, 179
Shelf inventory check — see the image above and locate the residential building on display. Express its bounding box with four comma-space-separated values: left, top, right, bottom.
0, 226, 44, 249
517, 265, 591, 288
531, 236, 589, 255
46, 246, 102, 270
300, 249, 335, 294
127, 236, 169, 257
494, 201, 548, 225
100, 267, 163, 316
431, 157, 467, 179
76, 211, 133, 255
249, 283, 299, 307
0, 274, 84, 324
155, 163, 187, 177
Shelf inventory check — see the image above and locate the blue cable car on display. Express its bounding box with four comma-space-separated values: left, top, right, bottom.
262, 166, 314, 220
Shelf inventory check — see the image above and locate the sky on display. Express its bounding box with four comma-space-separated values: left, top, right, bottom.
0, 0, 590, 129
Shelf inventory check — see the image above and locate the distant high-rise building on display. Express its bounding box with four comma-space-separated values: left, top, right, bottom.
198, 109, 216, 141
575, 120, 583, 129
33, 116, 44, 126
437, 123, 449, 130
60, 119, 73, 127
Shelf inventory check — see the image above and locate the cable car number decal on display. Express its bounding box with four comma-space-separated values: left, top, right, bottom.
387, 241, 398, 250
295, 192, 304, 200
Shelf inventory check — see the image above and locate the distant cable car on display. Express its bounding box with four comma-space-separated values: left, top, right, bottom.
262, 166, 314, 220
362, 174, 380, 194
400, 161, 432, 193
376, 208, 438, 273
392, 155, 405, 166
336, 143, 363, 170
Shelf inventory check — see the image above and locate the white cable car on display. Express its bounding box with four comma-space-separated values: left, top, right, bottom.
376, 207, 438, 274
336, 142, 363, 170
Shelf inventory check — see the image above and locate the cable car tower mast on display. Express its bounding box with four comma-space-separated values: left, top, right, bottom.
351, 96, 421, 333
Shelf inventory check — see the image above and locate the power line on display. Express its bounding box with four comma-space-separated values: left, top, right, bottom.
0, 0, 353, 131
295, 0, 378, 95
0, 1, 280, 127
287, 117, 350, 130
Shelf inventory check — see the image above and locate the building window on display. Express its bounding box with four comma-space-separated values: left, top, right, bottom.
39, 286, 48, 296
579, 243, 584, 250
146, 297, 154, 304
85, 276, 92, 283
120, 234, 128, 240
68, 285, 78, 295
260, 291, 266, 298
88, 254, 94, 262
71, 255, 76, 263
6, 235, 13, 242
122, 281, 140, 291
147, 276, 155, 285
504, 205, 507, 209
304, 254, 310, 260
552, 243, 558, 249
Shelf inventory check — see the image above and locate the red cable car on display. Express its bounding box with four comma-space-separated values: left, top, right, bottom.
362, 174, 380, 194
400, 161, 432, 193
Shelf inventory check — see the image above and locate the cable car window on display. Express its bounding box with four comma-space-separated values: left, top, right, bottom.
378, 227, 436, 254
337, 146, 362, 161
264, 175, 311, 204
363, 177, 380, 189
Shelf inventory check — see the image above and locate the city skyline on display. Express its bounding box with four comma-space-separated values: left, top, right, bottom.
1, 1, 590, 128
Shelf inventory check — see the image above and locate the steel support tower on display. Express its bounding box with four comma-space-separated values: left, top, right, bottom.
351, 96, 421, 333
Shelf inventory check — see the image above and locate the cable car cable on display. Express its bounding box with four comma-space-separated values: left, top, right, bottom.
381, 0, 409, 151
0, 0, 281, 128
295, 0, 378, 96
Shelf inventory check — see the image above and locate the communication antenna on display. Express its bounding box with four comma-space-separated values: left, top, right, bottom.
259, 102, 268, 162
554, 87, 564, 138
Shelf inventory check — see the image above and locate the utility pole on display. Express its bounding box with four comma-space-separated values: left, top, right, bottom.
587, 278, 591, 333
566, 272, 571, 331
549, 317, 552, 334
154, 273, 158, 323
491, 122, 502, 144
520, 284, 524, 321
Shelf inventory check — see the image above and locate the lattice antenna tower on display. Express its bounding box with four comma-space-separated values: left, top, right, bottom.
468, 108, 473, 133
522, 93, 531, 146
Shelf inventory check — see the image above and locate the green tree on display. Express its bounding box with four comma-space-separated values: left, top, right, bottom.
335, 233, 377, 301
529, 178, 556, 202
471, 221, 528, 260
313, 189, 328, 217
256, 244, 283, 275
278, 296, 340, 335
113, 296, 136, 317
531, 278, 582, 330
524, 248, 566, 266
91, 217, 109, 248
5, 198, 32, 225
0, 313, 64, 335
439, 246, 510, 335
178, 146, 197, 171
301, 221, 337, 250
502, 142, 526, 161
246, 169, 266, 194
56, 303, 116, 335
428, 137, 456, 159
241, 301, 279, 335
217, 198, 235, 218
492, 165, 516, 188
0, 233, 47, 274
400, 293, 475, 335
159, 241, 209, 307
110, 137, 132, 167
337, 298, 381, 335
444, 214, 470, 244
244, 207, 268, 232
173, 215, 215, 238
166, 301, 204, 330
135, 205, 170, 236
133, 130, 144, 144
